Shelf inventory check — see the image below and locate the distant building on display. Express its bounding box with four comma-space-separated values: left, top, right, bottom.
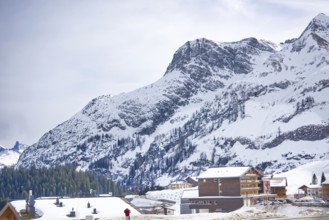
169, 181, 192, 190
180, 166, 274, 214
262, 176, 288, 198
185, 177, 198, 187
322, 180, 329, 199
298, 184, 323, 198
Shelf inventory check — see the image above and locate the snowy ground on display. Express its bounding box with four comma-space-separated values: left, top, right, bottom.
121, 159, 329, 220
11, 197, 140, 220
105, 205, 329, 220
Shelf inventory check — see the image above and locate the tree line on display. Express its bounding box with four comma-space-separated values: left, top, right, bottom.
0, 166, 126, 210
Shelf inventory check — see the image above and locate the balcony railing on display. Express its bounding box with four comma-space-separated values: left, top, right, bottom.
244, 174, 258, 177
240, 180, 260, 183
240, 187, 260, 191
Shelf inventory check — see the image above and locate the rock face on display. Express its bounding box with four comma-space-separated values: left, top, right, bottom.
17, 14, 329, 188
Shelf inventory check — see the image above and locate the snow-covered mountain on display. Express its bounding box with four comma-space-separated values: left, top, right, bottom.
17, 13, 329, 188
0, 141, 29, 168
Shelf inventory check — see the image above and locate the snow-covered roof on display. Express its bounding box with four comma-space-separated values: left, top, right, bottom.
298, 184, 322, 189
198, 167, 251, 179
185, 176, 198, 182
307, 185, 322, 189
181, 188, 199, 199
270, 178, 287, 187
130, 197, 163, 208
146, 188, 185, 203
10, 197, 140, 220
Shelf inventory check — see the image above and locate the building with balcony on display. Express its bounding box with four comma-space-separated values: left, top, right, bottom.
262, 176, 288, 198
180, 166, 271, 214
169, 181, 193, 190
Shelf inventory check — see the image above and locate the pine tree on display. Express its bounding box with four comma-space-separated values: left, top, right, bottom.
321, 172, 326, 183
211, 148, 216, 164
0, 166, 124, 200
311, 173, 318, 185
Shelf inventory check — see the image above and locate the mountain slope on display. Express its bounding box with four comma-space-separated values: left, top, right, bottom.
276, 158, 329, 194
17, 13, 329, 188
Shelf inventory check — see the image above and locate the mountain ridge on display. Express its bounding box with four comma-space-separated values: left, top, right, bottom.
16, 14, 329, 188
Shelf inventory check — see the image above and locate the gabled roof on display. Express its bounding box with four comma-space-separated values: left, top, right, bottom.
307, 185, 322, 189
0, 203, 22, 220
298, 184, 322, 189
185, 176, 198, 182
181, 188, 199, 199
269, 178, 287, 187
262, 176, 288, 187
198, 167, 251, 179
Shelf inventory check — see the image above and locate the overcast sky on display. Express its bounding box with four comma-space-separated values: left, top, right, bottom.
1, 0, 329, 148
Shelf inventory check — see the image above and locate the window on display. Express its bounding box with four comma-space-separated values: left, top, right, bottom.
218, 179, 222, 195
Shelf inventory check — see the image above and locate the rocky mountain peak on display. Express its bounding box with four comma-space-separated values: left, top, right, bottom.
14, 14, 329, 189
12, 141, 29, 153
234, 37, 276, 52
310, 13, 329, 31
165, 36, 277, 79
290, 13, 329, 52
298, 13, 329, 40
164, 38, 217, 74
0, 141, 28, 168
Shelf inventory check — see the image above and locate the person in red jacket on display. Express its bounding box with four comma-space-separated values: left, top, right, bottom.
124, 208, 131, 220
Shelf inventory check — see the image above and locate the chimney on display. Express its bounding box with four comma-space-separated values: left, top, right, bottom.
28, 190, 36, 218
70, 208, 76, 217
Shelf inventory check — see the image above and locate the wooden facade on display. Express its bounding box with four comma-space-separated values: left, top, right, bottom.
0, 203, 21, 220
271, 187, 287, 198
240, 169, 260, 196
181, 167, 263, 214
322, 181, 329, 199
263, 176, 287, 198
198, 177, 241, 197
